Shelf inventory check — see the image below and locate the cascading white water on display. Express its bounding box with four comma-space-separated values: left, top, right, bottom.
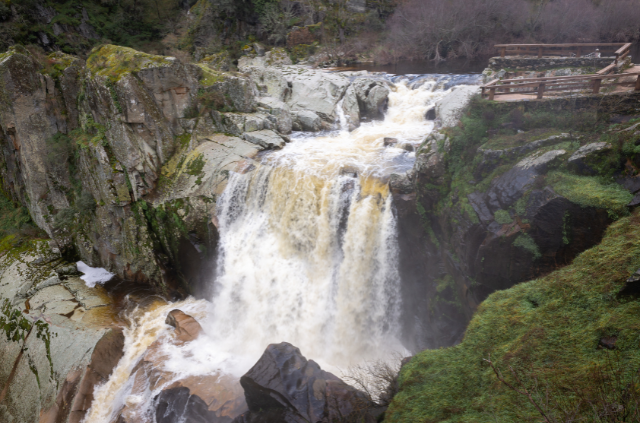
83, 74, 480, 423
211, 167, 401, 367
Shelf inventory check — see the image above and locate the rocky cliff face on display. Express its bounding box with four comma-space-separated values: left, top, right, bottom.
0, 44, 272, 293
394, 93, 639, 349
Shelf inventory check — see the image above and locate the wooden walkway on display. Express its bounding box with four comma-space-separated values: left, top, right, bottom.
483, 43, 637, 101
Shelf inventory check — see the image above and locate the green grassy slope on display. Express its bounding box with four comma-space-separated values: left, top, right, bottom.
387, 210, 640, 422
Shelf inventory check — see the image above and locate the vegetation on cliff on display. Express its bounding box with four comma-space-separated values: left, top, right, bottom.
387, 209, 640, 422
2, 0, 640, 66
0, 193, 45, 254
409, 91, 640, 349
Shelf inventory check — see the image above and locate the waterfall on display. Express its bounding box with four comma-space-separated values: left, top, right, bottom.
335, 96, 349, 131
82, 74, 480, 423
211, 166, 401, 366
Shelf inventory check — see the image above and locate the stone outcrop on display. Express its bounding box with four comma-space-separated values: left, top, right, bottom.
239, 58, 351, 124
165, 309, 203, 342
0, 45, 284, 292
435, 85, 481, 127
617, 174, 640, 206
351, 78, 390, 121
568, 142, 612, 175
243, 129, 287, 149
0, 240, 123, 423
293, 110, 322, 132
256, 97, 293, 134
232, 342, 379, 423
474, 133, 574, 180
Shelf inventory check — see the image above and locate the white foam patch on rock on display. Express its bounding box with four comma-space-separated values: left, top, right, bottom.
77, 261, 115, 287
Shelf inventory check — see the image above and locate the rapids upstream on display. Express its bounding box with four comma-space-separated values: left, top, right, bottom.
83, 73, 481, 423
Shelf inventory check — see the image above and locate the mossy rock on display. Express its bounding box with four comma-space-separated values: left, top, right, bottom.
42, 51, 81, 79
86, 44, 174, 82
196, 63, 228, 87
199, 51, 232, 72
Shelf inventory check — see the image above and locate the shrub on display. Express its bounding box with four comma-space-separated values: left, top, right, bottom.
494, 209, 513, 225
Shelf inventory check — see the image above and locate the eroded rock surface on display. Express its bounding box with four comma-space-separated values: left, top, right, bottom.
0, 241, 123, 423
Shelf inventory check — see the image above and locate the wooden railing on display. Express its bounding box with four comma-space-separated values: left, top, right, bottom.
481, 72, 640, 100
495, 43, 632, 61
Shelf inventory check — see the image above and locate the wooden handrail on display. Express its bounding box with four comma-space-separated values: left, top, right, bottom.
495, 42, 631, 59
497, 73, 632, 84
613, 43, 632, 56
481, 72, 640, 99
495, 43, 627, 48
484, 72, 640, 86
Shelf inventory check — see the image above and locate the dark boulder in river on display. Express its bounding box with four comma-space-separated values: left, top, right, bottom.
233, 342, 380, 423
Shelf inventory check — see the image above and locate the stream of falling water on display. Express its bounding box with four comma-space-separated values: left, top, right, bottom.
84, 74, 481, 423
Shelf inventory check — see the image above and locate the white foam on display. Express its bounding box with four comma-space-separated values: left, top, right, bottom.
76, 261, 115, 287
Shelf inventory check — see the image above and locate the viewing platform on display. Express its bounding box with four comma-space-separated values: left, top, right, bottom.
481, 43, 640, 102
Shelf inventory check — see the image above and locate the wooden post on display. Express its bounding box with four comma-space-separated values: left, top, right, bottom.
501, 47, 506, 58
577, 46, 582, 57
537, 83, 545, 99
538, 47, 543, 58
489, 87, 496, 101
635, 75, 640, 91
592, 78, 602, 94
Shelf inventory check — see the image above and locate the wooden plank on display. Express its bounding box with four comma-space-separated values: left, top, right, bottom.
601, 80, 640, 87
615, 43, 632, 56
498, 81, 592, 89
498, 76, 594, 85
496, 42, 630, 58
482, 79, 500, 88
597, 63, 616, 75
493, 80, 631, 95
540, 84, 592, 92
495, 43, 626, 48
498, 72, 640, 84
